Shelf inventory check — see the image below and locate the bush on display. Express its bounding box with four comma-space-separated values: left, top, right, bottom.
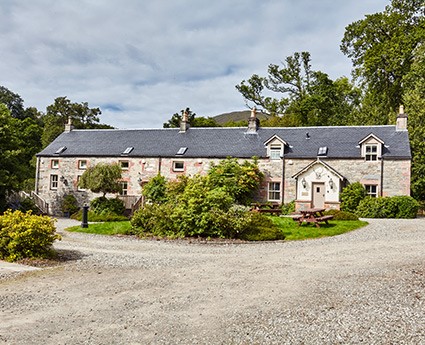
340, 182, 366, 213
131, 203, 175, 237
90, 197, 125, 216
0, 210, 61, 262
131, 203, 284, 241
238, 212, 285, 241
324, 209, 359, 220
61, 194, 80, 215
356, 196, 419, 218
391, 196, 420, 218
281, 200, 295, 215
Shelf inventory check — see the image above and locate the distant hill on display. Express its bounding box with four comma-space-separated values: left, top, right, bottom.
212, 110, 268, 125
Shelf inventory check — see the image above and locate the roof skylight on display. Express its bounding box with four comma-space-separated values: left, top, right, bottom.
317, 146, 328, 156
55, 146, 67, 154
176, 147, 188, 155
122, 147, 134, 155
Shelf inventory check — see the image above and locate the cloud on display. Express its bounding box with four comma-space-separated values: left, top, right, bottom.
0, 0, 389, 128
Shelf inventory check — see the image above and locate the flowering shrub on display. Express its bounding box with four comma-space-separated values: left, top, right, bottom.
0, 210, 61, 262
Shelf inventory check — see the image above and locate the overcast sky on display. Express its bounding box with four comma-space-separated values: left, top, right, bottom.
1, 0, 389, 129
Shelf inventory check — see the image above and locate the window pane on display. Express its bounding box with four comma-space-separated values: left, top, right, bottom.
173, 161, 184, 171
120, 182, 128, 196
51, 160, 59, 169
50, 175, 58, 190
270, 149, 281, 160
268, 182, 281, 201
78, 160, 87, 169
365, 184, 378, 197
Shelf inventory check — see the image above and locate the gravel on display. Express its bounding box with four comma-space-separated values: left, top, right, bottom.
1, 217, 424, 344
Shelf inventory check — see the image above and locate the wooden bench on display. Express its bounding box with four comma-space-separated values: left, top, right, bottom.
315, 215, 334, 225
292, 215, 303, 221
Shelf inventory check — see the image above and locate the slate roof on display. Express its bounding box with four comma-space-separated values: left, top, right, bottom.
37, 125, 411, 160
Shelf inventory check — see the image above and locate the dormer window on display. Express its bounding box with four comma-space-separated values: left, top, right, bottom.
264, 135, 287, 161
270, 144, 282, 160
359, 134, 383, 162
365, 144, 378, 161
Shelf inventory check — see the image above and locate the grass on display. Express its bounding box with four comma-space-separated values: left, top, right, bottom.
65, 217, 368, 241
66, 221, 132, 235
270, 216, 368, 241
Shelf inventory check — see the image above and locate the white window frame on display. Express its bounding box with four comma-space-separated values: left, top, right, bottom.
268, 182, 281, 201
50, 174, 58, 190
365, 144, 378, 161
120, 160, 129, 170
173, 161, 184, 172
365, 184, 378, 197
51, 159, 59, 169
270, 144, 282, 160
120, 181, 128, 196
78, 160, 87, 170
77, 175, 85, 191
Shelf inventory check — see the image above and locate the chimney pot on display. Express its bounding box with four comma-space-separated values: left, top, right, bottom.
396, 104, 408, 131
246, 107, 259, 133
64, 117, 74, 132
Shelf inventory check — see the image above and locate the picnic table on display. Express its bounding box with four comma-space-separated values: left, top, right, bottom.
292, 208, 334, 228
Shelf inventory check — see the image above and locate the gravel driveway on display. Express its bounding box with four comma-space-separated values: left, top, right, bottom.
1, 218, 424, 344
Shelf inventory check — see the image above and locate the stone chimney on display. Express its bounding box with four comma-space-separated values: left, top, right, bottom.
179, 108, 190, 133
396, 105, 408, 131
247, 107, 259, 134
64, 117, 74, 132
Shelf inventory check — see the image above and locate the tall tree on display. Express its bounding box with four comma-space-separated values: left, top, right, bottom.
236, 52, 361, 127
41, 97, 112, 147
341, 0, 424, 122
0, 86, 25, 119
0, 105, 42, 211
403, 44, 425, 201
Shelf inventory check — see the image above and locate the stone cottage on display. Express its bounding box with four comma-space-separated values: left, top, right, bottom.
34, 107, 411, 215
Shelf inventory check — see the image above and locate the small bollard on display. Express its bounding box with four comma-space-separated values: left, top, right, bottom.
81, 205, 89, 228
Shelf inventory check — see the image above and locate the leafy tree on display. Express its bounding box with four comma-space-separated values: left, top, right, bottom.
0, 86, 25, 119
0, 105, 42, 212
163, 107, 219, 128
78, 163, 122, 197
142, 174, 168, 203
341, 0, 424, 121
403, 44, 425, 201
236, 52, 361, 126
208, 158, 263, 205
41, 97, 113, 147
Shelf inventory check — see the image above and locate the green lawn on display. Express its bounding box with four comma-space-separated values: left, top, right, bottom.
65, 217, 368, 241
66, 221, 132, 235
270, 216, 368, 240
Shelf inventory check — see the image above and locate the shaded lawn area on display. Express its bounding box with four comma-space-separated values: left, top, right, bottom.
66, 221, 132, 235
65, 217, 368, 241
269, 216, 368, 241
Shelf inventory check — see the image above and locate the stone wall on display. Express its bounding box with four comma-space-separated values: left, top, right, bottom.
36, 155, 411, 215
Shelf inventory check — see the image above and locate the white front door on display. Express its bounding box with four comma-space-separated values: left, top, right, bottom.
312, 182, 325, 208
